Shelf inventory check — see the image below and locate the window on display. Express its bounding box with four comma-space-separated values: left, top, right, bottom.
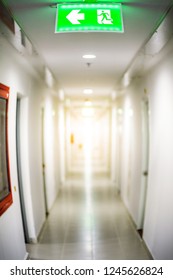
0, 83, 12, 216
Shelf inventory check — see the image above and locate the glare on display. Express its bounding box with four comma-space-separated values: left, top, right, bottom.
82, 100, 95, 117
83, 88, 93, 95
117, 108, 123, 115
82, 107, 94, 117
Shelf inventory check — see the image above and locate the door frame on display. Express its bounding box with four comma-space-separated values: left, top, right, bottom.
16, 97, 30, 242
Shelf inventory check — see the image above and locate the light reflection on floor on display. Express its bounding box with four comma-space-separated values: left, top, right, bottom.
27, 112, 152, 259
26, 175, 152, 260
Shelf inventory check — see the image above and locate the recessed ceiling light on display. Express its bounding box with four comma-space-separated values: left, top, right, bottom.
83, 88, 93, 94
82, 54, 96, 59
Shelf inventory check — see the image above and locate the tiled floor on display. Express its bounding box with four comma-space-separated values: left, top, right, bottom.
26, 176, 152, 260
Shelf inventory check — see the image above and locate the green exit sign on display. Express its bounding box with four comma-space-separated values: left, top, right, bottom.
55, 4, 124, 32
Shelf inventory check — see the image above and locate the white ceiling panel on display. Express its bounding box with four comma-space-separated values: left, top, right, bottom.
3, 0, 173, 97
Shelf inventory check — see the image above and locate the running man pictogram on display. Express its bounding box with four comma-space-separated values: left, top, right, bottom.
97, 9, 113, 24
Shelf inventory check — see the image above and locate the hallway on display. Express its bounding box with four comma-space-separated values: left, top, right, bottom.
1, 0, 173, 260
27, 176, 151, 260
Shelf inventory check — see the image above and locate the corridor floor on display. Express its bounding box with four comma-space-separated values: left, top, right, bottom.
26, 176, 152, 260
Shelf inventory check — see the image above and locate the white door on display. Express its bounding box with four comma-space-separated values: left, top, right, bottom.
137, 99, 149, 231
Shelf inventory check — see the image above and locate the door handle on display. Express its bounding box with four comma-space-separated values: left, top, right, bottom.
143, 171, 148, 176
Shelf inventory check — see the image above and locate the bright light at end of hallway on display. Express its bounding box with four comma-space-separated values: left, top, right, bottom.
82, 101, 95, 117
83, 88, 93, 95
82, 108, 95, 117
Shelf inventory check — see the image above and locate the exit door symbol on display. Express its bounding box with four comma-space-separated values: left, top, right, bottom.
55, 4, 124, 32
97, 10, 113, 25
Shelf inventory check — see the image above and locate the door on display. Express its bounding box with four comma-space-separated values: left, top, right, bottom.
137, 99, 149, 232
16, 98, 30, 243
41, 107, 48, 215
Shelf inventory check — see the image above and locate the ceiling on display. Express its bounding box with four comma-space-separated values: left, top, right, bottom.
3, 0, 173, 98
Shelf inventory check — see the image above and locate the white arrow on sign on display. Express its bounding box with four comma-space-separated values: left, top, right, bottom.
66, 10, 85, 24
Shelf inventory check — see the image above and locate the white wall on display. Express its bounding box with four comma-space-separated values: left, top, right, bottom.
0, 27, 59, 258
119, 37, 173, 259
0, 36, 30, 259
0, 85, 26, 259
19, 97, 36, 240
118, 81, 143, 225
143, 38, 173, 259
58, 102, 65, 184
111, 106, 117, 188
100, 110, 111, 173
44, 95, 60, 212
